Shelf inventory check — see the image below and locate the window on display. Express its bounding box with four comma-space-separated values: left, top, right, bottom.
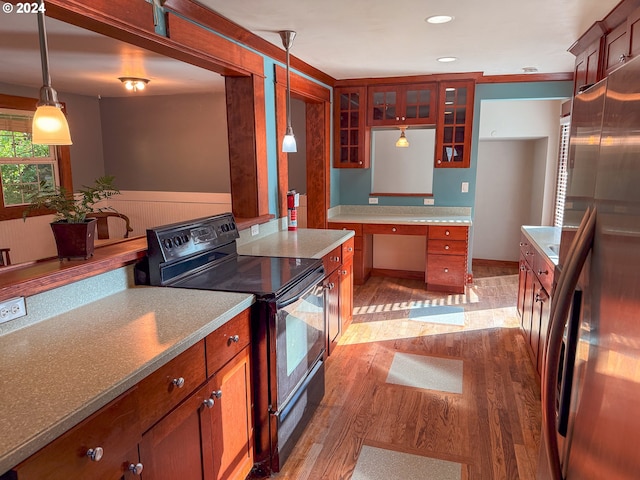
553, 117, 570, 227
0, 109, 59, 207
0, 94, 71, 220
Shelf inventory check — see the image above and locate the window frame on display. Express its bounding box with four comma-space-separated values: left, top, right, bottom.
0, 93, 72, 221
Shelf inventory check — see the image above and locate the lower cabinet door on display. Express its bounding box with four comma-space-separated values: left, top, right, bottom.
208, 346, 254, 480
324, 269, 341, 356
139, 382, 215, 480
339, 257, 354, 330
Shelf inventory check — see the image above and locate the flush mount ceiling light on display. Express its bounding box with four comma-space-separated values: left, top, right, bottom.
119, 77, 149, 92
437, 56, 458, 63
279, 30, 297, 153
522, 66, 539, 74
425, 15, 454, 24
395, 126, 409, 148
32, 10, 72, 145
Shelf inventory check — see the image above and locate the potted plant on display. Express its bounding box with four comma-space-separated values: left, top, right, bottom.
23, 175, 121, 259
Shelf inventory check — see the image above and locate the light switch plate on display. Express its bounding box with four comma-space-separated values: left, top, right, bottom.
369, 197, 379, 204
461, 182, 469, 193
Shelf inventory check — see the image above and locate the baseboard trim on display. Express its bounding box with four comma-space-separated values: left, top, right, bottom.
471, 258, 519, 269
370, 268, 425, 280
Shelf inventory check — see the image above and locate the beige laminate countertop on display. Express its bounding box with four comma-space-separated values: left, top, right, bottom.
327, 205, 472, 226
0, 287, 254, 474
238, 228, 355, 258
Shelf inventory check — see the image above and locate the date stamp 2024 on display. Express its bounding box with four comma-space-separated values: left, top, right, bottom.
2, 2, 46, 14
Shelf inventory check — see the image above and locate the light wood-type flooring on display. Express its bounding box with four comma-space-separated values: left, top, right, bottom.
266, 266, 542, 479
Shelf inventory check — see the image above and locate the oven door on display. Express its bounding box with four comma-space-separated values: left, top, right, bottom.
274, 279, 325, 410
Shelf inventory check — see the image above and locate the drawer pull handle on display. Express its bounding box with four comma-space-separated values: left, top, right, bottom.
444, 245, 450, 250
342, 270, 347, 275
86, 447, 103, 462
172, 377, 185, 388
392, 227, 397, 232
348, 247, 353, 252
212, 390, 223, 399
203, 398, 214, 408
538, 269, 549, 276
444, 268, 449, 273
445, 230, 450, 236
229, 335, 240, 344
129, 463, 144, 475
331, 256, 341, 262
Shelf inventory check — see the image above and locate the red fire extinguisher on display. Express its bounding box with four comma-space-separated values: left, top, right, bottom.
287, 190, 299, 231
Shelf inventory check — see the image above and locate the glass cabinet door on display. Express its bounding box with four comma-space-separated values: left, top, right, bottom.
368, 83, 437, 126
435, 80, 474, 168
403, 83, 437, 124
334, 86, 369, 168
368, 85, 399, 125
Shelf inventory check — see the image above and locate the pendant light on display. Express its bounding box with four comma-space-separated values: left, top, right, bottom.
32, 10, 72, 145
396, 126, 409, 148
279, 30, 297, 153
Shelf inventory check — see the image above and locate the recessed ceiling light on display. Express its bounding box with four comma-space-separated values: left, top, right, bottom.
522, 66, 539, 73
426, 15, 454, 24
437, 57, 458, 63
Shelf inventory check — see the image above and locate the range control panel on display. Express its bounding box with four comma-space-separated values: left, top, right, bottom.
147, 213, 239, 262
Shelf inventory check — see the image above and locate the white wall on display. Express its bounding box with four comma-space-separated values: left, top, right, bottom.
473, 99, 564, 262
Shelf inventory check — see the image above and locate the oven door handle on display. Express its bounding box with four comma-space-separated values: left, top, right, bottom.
276, 273, 324, 308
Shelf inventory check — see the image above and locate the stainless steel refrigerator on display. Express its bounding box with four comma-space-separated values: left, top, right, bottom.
538, 55, 640, 479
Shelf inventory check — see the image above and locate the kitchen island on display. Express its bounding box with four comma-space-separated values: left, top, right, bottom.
0, 225, 354, 478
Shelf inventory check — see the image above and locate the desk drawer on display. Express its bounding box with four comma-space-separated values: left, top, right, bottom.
426, 254, 466, 291
428, 226, 468, 241
363, 224, 427, 236
328, 222, 363, 237
427, 239, 467, 256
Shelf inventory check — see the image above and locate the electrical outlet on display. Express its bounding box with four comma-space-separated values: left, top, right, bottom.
0, 297, 26, 324
461, 182, 469, 193
369, 197, 379, 204
250, 224, 259, 236
424, 198, 435, 205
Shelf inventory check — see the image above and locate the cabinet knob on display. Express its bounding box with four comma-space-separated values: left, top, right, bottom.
172, 377, 185, 388
129, 463, 144, 475
444, 245, 450, 250
347, 247, 353, 252
342, 270, 347, 275
535, 293, 542, 303
444, 268, 449, 273
203, 398, 214, 408
212, 390, 223, 399
392, 227, 397, 232
445, 230, 450, 236
620, 53, 628, 64
359, 161, 363, 165
437, 159, 442, 164
229, 334, 240, 344
86, 447, 103, 462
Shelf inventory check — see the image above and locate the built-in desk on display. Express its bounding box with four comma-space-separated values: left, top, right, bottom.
327, 206, 472, 293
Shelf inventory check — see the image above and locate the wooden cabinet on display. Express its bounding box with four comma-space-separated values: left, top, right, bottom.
573, 37, 602, 93
368, 83, 437, 126
334, 86, 370, 168
322, 238, 355, 355
435, 80, 474, 168
517, 232, 555, 378
327, 223, 372, 285
11, 311, 254, 480
426, 226, 469, 293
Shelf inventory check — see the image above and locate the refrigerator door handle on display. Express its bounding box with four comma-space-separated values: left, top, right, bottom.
542, 206, 596, 480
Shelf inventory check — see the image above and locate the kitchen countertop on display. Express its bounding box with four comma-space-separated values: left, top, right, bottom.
238, 228, 355, 258
521, 226, 561, 265
327, 205, 472, 226
0, 287, 254, 474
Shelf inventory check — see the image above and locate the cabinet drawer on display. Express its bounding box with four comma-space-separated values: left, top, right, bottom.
534, 252, 554, 293
428, 225, 468, 240
427, 239, 467, 255
323, 245, 342, 275
15, 389, 140, 480
137, 340, 207, 432
363, 224, 427, 235
426, 254, 466, 289
206, 309, 251, 376
328, 222, 363, 237
342, 237, 355, 262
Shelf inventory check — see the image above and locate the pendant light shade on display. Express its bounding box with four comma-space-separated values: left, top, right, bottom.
33, 11, 72, 145
395, 127, 409, 148
280, 30, 297, 153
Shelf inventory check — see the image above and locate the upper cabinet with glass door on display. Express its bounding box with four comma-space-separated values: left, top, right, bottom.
334, 86, 370, 168
435, 80, 475, 168
368, 83, 437, 126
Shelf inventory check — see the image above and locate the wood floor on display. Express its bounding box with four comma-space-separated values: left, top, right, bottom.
270, 268, 541, 479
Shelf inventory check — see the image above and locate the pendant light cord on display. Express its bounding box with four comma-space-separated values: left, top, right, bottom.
37, 10, 52, 89
285, 44, 292, 133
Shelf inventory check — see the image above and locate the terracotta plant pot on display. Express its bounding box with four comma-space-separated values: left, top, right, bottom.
50, 219, 97, 260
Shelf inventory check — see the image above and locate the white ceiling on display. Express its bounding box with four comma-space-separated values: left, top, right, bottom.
0, 0, 621, 98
